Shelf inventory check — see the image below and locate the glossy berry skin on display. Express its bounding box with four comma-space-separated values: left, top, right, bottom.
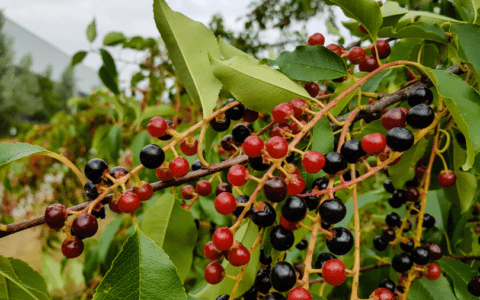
308, 33, 325, 46
362, 133, 386, 155
158, 120, 174, 140
323, 152, 348, 175
379, 279, 396, 293
45, 204, 67, 230
302, 189, 320, 210
255, 267, 272, 294
147, 117, 168, 138
181, 185, 195, 200
227, 165, 249, 186
270, 226, 294, 251
326, 44, 343, 56
156, 166, 174, 181
204, 241, 223, 260
288, 287, 312, 300
373, 236, 388, 251
108, 199, 122, 214
196, 180, 212, 196
347, 47, 366, 65
296, 240, 308, 250
215, 192, 237, 215
264, 177, 288, 203
382, 108, 407, 130
411, 247, 430, 265
385, 212, 401, 227
249, 156, 270, 171
228, 244, 250, 266
84, 158, 108, 183
386, 128, 414, 152
319, 198, 346, 224
408, 87, 433, 107
280, 216, 299, 231
216, 295, 229, 300
382, 227, 396, 242
215, 183, 232, 196
406, 104, 435, 129
286, 175, 306, 196
340, 139, 366, 164
118, 192, 141, 213
133, 182, 153, 201
289, 98, 307, 119
243, 135, 264, 158
405, 186, 420, 202
303, 82, 320, 97
72, 213, 98, 238
322, 259, 346, 286
250, 202, 276, 227
314, 253, 336, 276
273, 103, 294, 124
210, 114, 231, 132
426, 242, 443, 261
266, 293, 286, 300
312, 177, 329, 190
233, 195, 249, 218
359, 56, 378, 72
84, 181, 99, 200
180, 138, 198, 156
243, 287, 258, 300
422, 213, 436, 228
232, 124, 251, 143
140, 144, 165, 169
225, 99, 245, 120
326, 227, 354, 255
392, 252, 413, 273
468, 275, 480, 296
220, 135, 235, 152
371, 40, 391, 59
271, 262, 297, 292
302, 151, 325, 174
169, 157, 190, 178
260, 247, 272, 266
370, 287, 395, 300
437, 171, 456, 187
243, 108, 259, 122
426, 263, 441, 281
212, 227, 234, 251
271, 124, 292, 139
282, 196, 307, 222
266, 136, 289, 159
62, 237, 84, 258
204, 262, 224, 284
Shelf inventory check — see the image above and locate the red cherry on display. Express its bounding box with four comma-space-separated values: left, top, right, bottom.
180, 137, 198, 156
62, 236, 84, 258
359, 23, 368, 33
118, 192, 141, 213
228, 244, 251, 266
147, 117, 168, 138
132, 182, 153, 201
370, 287, 395, 300
212, 227, 234, 251
288, 287, 313, 300
227, 165, 249, 186
214, 192, 237, 215
437, 170, 456, 187
108, 199, 122, 213
381, 108, 407, 130
273, 103, 294, 124
266, 136, 289, 159
359, 56, 379, 72
326, 44, 343, 56
308, 33, 325, 46
44, 204, 67, 230
322, 259, 346, 286
271, 124, 292, 139
280, 215, 299, 231
243, 135, 265, 158
347, 47, 366, 65
426, 263, 441, 281
196, 180, 212, 196
181, 185, 196, 200
169, 157, 190, 178
289, 98, 307, 119
303, 82, 320, 97
204, 241, 223, 261
280, 164, 300, 180
204, 262, 224, 284
286, 175, 306, 196
290, 120, 306, 135
302, 151, 325, 174
371, 40, 391, 59
156, 166, 174, 181
361, 133, 387, 155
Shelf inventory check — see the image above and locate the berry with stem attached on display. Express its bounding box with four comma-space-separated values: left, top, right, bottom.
204, 262, 224, 284
437, 170, 456, 187
322, 259, 346, 286
214, 192, 237, 215
225, 99, 245, 120
411, 246, 430, 265
204, 241, 223, 261
84, 181, 99, 201
227, 165, 249, 186
319, 198, 346, 224
314, 252, 336, 276
426, 263, 441, 281
180, 137, 198, 156
302, 151, 325, 174
233, 195, 249, 218
215, 183, 232, 196
210, 113, 231, 132
140, 144, 165, 169
359, 56, 379, 72
62, 236, 84, 258
243, 135, 264, 158
212, 227, 234, 251
196, 180, 212, 196
181, 185, 195, 200
289, 98, 307, 119
72, 213, 98, 238
169, 157, 190, 178
347, 47, 366, 65
286, 175, 306, 196
250, 202, 276, 227
147, 116, 168, 138
156, 165, 174, 181
362, 133, 387, 155
326, 227, 354, 255
118, 192, 141, 213
85, 158, 108, 183
108, 199, 122, 214
266, 136, 289, 159
221, 135, 235, 152
273, 103, 294, 124
158, 120, 174, 141
270, 226, 295, 251
228, 243, 250, 266
371, 40, 391, 59
45, 204, 67, 230
133, 182, 153, 201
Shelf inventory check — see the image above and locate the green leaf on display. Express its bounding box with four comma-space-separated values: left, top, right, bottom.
389, 138, 428, 190
378, 23, 448, 44
407, 277, 456, 300
0, 143, 50, 170
263, 45, 348, 81
97, 217, 123, 262
407, 44, 439, 69
388, 38, 423, 62
396, 10, 461, 30
451, 23, 480, 83
0, 256, 51, 300
98, 66, 120, 95
93, 229, 186, 300
306, 117, 334, 186
191, 220, 259, 299
141, 193, 197, 281
108, 126, 122, 162
210, 55, 312, 114
337, 192, 384, 228
329, 77, 359, 116
443, 138, 477, 213
103, 32, 127, 46
71, 51, 87, 68
331, 0, 382, 41
422, 68, 480, 170
203, 126, 219, 162
41, 255, 65, 291
140, 105, 177, 122
123, 36, 145, 50
379, 1, 409, 28
86, 18, 97, 43
131, 131, 151, 168
218, 37, 259, 63
438, 258, 479, 300
99, 49, 118, 78
474, 0, 480, 25
153, 0, 222, 118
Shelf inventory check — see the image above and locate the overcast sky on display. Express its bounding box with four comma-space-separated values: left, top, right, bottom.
1, 0, 351, 89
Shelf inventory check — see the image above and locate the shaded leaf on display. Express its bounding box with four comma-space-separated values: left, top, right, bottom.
0, 143, 50, 170
451, 23, 480, 83
438, 258, 479, 300
407, 276, 456, 300
41, 255, 65, 291
389, 138, 428, 190
108, 126, 122, 162
98, 66, 119, 95
408, 44, 439, 68
331, 0, 382, 40
329, 77, 359, 116
71, 51, 87, 68
378, 23, 448, 44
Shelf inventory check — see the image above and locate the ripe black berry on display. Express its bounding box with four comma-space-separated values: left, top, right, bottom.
250, 202, 276, 227
342, 170, 360, 182
281, 196, 307, 222
140, 144, 165, 169
221, 134, 235, 151
84, 158, 108, 183
264, 177, 288, 203
210, 113, 231, 132
225, 99, 245, 120
326, 227, 354, 255
242, 286, 257, 300
319, 198, 346, 224
296, 240, 308, 250
260, 247, 272, 265
271, 262, 296, 292
323, 152, 348, 175
216, 295, 229, 300
249, 156, 270, 171
411, 247, 430, 265
302, 189, 319, 210
426, 242, 443, 261
265, 292, 286, 300
314, 252, 336, 276
386, 212, 401, 227
312, 177, 329, 190
255, 268, 272, 294
379, 279, 396, 293
192, 159, 202, 171
468, 275, 480, 296
422, 214, 435, 228
388, 189, 407, 208
403, 220, 412, 233
321, 221, 331, 230
386, 128, 414, 152
408, 87, 433, 107
286, 152, 295, 163
232, 124, 251, 143
392, 252, 413, 273
270, 226, 294, 251
406, 104, 435, 129
84, 181, 99, 200
373, 236, 388, 251
383, 179, 395, 194
381, 227, 396, 242
233, 195, 249, 217
158, 120, 174, 141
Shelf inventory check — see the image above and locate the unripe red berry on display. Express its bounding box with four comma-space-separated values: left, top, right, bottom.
359, 56, 379, 72
156, 166, 174, 181
44, 204, 67, 230
132, 182, 153, 201
280, 215, 299, 231
212, 227, 234, 251
288, 287, 313, 300
308, 33, 325, 46
228, 244, 251, 266
326, 44, 342, 56
169, 157, 190, 178
361, 133, 387, 155
302, 151, 325, 174
347, 47, 366, 65
370, 287, 395, 300
273, 103, 294, 124
289, 98, 307, 119
204, 241, 223, 260
214, 192, 237, 215
371, 40, 391, 59
196, 180, 212, 196
322, 259, 346, 286
227, 165, 249, 186
286, 175, 306, 196
437, 170, 456, 187
382, 108, 407, 130
243, 135, 264, 158
180, 137, 198, 156
62, 236, 84, 258
266, 136, 289, 159
204, 262, 224, 284
147, 117, 168, 138
108, 199, 122, 213
181, 185, 196, 200
118, 192, 141, 213
426, 263, 441, 281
